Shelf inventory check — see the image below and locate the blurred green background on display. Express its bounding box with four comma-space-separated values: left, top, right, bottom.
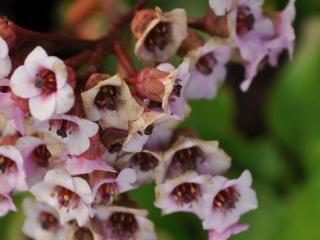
1, 0, 320, 239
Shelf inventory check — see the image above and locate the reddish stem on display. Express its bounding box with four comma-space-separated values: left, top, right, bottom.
12, 23, 96, 47
64, 49, 94, 68
114, 42, 137, 77
188, 17, 206, 31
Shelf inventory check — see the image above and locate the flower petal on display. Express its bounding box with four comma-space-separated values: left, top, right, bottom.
10, 66, 41, 98
55, 84, 75, 114
24, 46, 48, 76
29, 93, 56, 120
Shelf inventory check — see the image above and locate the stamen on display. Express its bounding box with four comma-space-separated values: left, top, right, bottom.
236, 6, 255, 35
196, 52, 217, 75
33, 144, 51, 168
131, 152, 159, 172
105, 212, 138, 239
94, 85, 121, 111
0, 155, 16, 174
38, 212, 60, 232
171, 182, 201, 205
74, 227, 94, 240
35, 69, 57, 94
213, 187, 241, 213
145, 22, 171, 52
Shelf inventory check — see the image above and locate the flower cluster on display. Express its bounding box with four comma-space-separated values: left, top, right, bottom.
0, 0, 295, 239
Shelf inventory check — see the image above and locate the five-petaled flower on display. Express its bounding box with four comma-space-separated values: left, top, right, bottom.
31, 169, 93, 226
10, 47, 75, 120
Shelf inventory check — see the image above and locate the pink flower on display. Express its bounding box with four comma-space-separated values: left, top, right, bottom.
66, 155, 115, 176
33, 114, 99, 155
91, 168, 136, 205
209, 224, 249, 240
0, 79, 27, 134
155, 171, 211, 218
202, 170, 257, 232
0, 37, 12, 79
159, 136, 231, 183
30, 169, 93, 226
116, 151, 163, 185
22, 198, 64, 240
0, 145, 28, 192
132, 8, 187, 64
227, 0, 275, 91
155, 58, 191, 119
10, 46, 75, 120
81, 74, 143, 130
0, 192, 16, 217
267, 0, 296, 66
0, 113, 17, 137
185, 40, 231, 99
95, 205, 157, 240
15, 136, 67, 187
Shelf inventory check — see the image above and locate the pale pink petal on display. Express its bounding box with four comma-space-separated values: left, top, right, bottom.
42, 56, 67, 89
29, 93, 56, 120
24, 46, 48, 76
10, 66, 41, 98
0, 56, 11, 79
0, 37, 9, 58
55, 84, 75, 114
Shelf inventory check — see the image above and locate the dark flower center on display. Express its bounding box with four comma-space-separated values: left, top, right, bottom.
0, 155, 16, 174
53, 186, 80, 208
33, 144, 51, 168
49, 119, 78, 139
95, 182, 119, 204
171, 182, 201, 205
35, 69, 57, 94
196, 52, 217, 75
131, 152, 159, 172
171, 79, 182, 98
105, 212, 138, 239
74, 227, 94, 240
108, 141, 123, 154
166, 146, 203, 178
94, 85, 121, 111
213, 187, 240, 212
143, 124, 154, 136
236, 6, 255, 35
145, 22, 171, 52
38, 212, 60, 232
0, 86, 10, 93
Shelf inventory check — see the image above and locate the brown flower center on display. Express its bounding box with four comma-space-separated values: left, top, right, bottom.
33, 144, 51, 168
105, 212, 138, 239
95, 182, 119, 204
35, 69, 57, 94
166, 146, 203, 178
49, 119, 78, 139
74, 227, 94, 240
38, 212, 60, 232
94, 85, 121, 111
53, 186, 80, 208
0, 155, 16, 174
171, 182, 201, 205
145, 22, 171, 52
196, 52, 217, 75
236, 6, 255, 35
213, 187, 240, 212
131, 152, 159, 172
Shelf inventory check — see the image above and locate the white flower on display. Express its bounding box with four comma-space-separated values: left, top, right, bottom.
31, 169, 93, 226
0, 145, 28, 192
202, 170, 258, 232
22, 198, 64, 240
0, 37, 12, 79
81, 74, 143, 130
10, 46, 75, 120
33, 114, 99, 155
95, 205, 157, 240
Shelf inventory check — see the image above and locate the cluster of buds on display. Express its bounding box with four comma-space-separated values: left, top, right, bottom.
0, 0, 295, 239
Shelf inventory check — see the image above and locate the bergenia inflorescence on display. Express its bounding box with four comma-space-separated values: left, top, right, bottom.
0, 0, 295, 239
